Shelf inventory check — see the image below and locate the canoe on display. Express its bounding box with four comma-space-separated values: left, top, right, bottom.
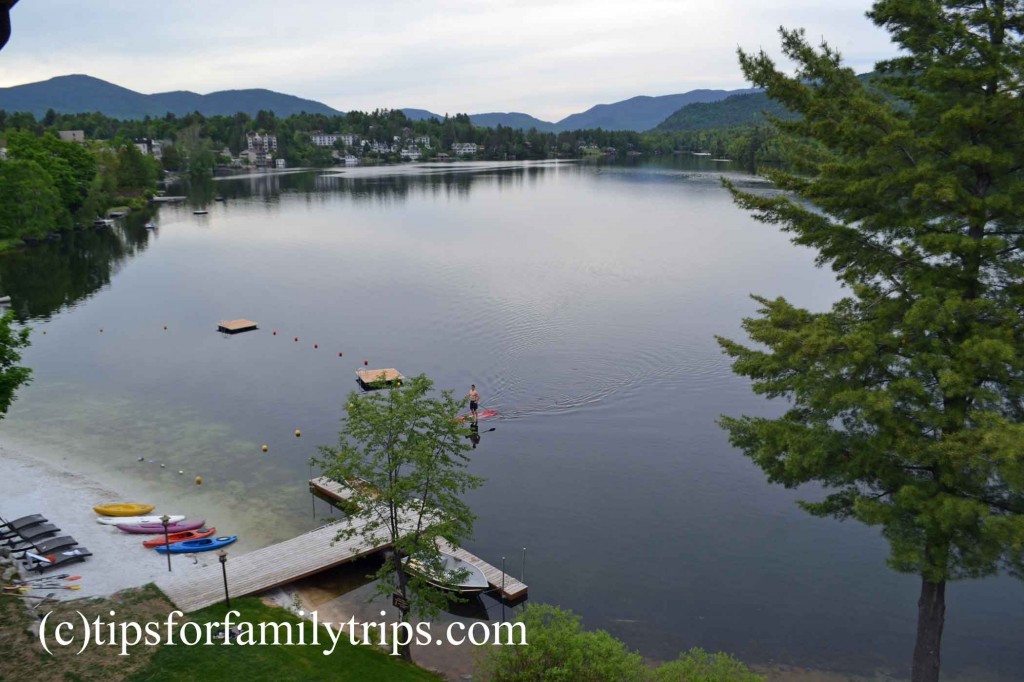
93, 503, 155, 517
405, 551, 489, 594
143, 527, 216, 548
97, 515, 184, 526
116, 519, 205, 535
155, 535, 237, 554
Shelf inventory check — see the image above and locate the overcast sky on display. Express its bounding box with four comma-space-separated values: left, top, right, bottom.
0, 1, 896, 121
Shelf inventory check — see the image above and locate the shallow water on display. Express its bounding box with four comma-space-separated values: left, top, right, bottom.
2, 159, 1022, 679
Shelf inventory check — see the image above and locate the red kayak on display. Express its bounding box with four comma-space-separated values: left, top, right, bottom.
142, 527, 217, 548
116, 519, 205, 535
456, 409, 498, 423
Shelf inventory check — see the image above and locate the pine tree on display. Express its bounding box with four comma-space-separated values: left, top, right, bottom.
717, 3, 1024, 681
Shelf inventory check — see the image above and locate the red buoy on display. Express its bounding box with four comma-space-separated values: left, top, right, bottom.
273, 330, 277, 335
338, 352, 343, 357
294, 337, 298, 342
314, 343, 318, 349
364, 360, 368, 366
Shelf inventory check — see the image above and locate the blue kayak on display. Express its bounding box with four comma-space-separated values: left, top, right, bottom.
155, 536, 237, 554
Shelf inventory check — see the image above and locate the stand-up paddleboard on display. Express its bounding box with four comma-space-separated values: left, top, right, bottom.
455, 409, 498, 423
97, 515, 184, 526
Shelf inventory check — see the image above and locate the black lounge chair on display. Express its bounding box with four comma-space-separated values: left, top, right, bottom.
28, 547, 92, 573
1, 523, 59, 546
0, 514, 46, 532
12, 535, 78, 557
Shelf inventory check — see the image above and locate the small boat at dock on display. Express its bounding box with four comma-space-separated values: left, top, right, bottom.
143, 527, 217, 548
406, 551, 490, 594
193, 210, 209, 215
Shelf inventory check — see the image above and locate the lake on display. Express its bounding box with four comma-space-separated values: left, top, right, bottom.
2, 159, 1021, 679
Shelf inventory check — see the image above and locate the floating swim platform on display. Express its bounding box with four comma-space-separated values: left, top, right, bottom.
356, 368, 405, 390
217, 319, 258, 334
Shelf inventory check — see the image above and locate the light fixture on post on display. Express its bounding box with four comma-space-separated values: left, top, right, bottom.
160, 515, 171, 572
218, 549, 230, 608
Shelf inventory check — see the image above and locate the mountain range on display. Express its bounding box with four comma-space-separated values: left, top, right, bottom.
0, 74, 764, 132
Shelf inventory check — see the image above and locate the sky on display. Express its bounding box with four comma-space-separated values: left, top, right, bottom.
0, 0, 897, 122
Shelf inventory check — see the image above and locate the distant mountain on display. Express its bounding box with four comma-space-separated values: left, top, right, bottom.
400, 108, 444, 121
469, 112, 557, 132
655, 92, 795, 131
0, 74, 341, 119
555, 89, 759, 132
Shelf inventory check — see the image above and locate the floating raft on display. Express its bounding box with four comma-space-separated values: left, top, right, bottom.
356, 368, 404, 390
217, 319, 258, 334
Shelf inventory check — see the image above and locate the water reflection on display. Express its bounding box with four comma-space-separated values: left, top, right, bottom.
0, 220, 154, 321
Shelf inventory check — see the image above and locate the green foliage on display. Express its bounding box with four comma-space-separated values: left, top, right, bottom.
0, 159, 70, 239
719, 3, 1024, 679
0, 311, 31, 417
5, 131, 96, 214
652, 649, 762, 682
128, 596, 441, 682
476, 604, 648, 682
312, 374, 482, 659
115, 142, 158, 194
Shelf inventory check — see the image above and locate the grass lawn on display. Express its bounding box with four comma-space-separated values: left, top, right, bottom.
0, 585, 439, 682
128, 597, 441, 682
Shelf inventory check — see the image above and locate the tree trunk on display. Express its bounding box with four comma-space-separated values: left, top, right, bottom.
392, 551, 413, 662
911, 577, 945, 682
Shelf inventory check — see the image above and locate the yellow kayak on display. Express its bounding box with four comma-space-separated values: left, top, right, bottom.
93, 503, 155, 517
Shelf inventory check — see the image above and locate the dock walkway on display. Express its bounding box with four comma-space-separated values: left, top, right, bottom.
310, 476, 527, 602
157, 518, 389, 612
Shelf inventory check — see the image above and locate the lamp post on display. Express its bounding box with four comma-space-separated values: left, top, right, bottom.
160, 515, 171, 572
218, 549, 230, 608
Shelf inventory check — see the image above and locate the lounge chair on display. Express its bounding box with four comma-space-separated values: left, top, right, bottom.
27, 547, 92, 573
0, 514, 46, 532
1, 523, 60, 546
12, 535, 78, 557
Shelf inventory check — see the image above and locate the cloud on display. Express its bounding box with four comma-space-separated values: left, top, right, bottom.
0, 0, 896, 121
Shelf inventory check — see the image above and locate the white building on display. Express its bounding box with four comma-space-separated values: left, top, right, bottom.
400, 147, 421, 161
340, 133, 357, 147
58, 130, 85, 143
414, 135, 431, 148
246, 132, 278, 166
275, 158, 287, 169
451, 142, 478, 156
310, 132, 339, 147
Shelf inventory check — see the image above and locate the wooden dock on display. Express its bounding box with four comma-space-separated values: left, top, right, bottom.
310, 476, 528, 602
217, 319, 258, 334
356, 368, 405, 390
157, 518, 391, 613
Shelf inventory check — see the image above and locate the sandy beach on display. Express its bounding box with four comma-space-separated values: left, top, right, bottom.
0, 433, 290, 601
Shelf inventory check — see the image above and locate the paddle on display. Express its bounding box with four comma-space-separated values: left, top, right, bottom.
10, 585, 81, 592
0, 592, 56, 601
12, 573, 70, 583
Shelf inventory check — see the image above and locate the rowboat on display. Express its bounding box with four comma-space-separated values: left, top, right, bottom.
155, 536, 237, 554
93, 503, 155, 517
116, 520, 205, 535
405, 551, 489, 594
143, 527, 216, 548
97, 515, 184, 526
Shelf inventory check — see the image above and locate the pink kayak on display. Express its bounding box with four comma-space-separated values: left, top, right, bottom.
116, 519, 205, 535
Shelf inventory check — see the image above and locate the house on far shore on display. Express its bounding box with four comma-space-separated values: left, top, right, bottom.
58, 130, 85, 143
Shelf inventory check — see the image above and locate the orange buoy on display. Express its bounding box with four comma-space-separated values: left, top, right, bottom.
261, 444, 268, 452
294, 430, 301, 437
195, 476, 203, 485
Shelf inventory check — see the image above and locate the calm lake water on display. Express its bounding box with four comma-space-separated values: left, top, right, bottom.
2, 159, 1022, 679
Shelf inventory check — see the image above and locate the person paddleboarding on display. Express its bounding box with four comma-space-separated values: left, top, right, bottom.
467, 384, 480, 422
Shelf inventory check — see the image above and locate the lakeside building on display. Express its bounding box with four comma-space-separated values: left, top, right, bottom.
132, 138, 164, 161
451, 142, 478, 156
246, 132, 278, 167
414, 135, 431, 148
310, 132, 339, 147
58, 130, 85, 143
